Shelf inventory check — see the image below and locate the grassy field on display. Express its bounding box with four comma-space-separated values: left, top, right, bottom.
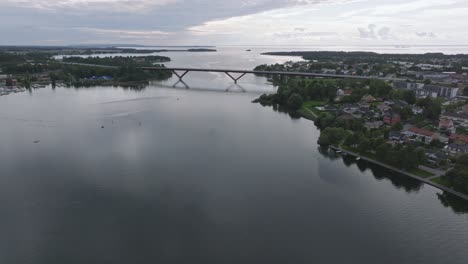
302, 100, 327, 109
298, 100, 327, 121
410, 168, 435, 178
431, 176, 452, 187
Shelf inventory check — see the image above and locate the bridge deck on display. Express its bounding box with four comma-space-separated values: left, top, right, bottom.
141, 67, 403, 81
59, 62, 402, 82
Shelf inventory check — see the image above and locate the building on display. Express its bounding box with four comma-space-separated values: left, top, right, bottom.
377, 103, 392, 112
361, 95, 377, 103
342, 103, 360, 114
388, 131, 406, 143
412, 106, 424, 115
383, 113, 401, 125
447, 143, 468, 156
365, 121, 384, 130
449, 134, 468, 145
393, 81, 424, 90
416, 85, 459, 98
5, 79, 17, 87
439, 86, 459, 98
403, 127, 439, 144
439, 118, 456, 134
441, 112, 468, 127
425, 149, 449, 167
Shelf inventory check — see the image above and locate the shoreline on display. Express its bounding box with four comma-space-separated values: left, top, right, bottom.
328, 145, 468, 201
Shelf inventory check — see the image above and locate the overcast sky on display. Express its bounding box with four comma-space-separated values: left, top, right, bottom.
1, 0, 467, 46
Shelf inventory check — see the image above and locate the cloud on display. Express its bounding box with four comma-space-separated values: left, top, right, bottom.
0, 0, 467, 45
416, 32, 436, 38
3, 0, 177, 13
358, 24, 392, 40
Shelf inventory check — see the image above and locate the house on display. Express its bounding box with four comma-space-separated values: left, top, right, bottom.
449, 134, 468, 145
383, 113, 401, 125
343, 89, 353, 96
323, 105, 339, 114
365, 121, 384, 130
342, 103, 360, 114
377, 103, 392, 112
425, 150, 449, 166
441, 112, 468, 127
439, 118, 456, 134
389, 131, 405, 143
337, 113, 355, 121
385, 99, 408, 108
361, 95, 376, 103
5, 78, 17, 87
412, 106, 424, 115
358, 102, 370, 110
403, 127, 439, 144
447, 143, 468, 156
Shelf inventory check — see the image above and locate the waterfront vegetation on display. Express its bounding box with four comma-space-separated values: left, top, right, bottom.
53, 56, 172, 85
0, 51, 172, 87
253, 74, 468, 194
259, 51, 468, 74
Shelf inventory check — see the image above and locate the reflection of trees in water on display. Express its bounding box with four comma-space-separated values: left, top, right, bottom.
318, 146, 468, 214
437, 192, 468, 214
265, 103, 301, 120
318, 146, 422, 192
368, 165, 423, 193
65, 84, 148, 91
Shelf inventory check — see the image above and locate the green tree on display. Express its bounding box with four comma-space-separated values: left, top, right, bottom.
403, 90, 416, 105
286, 93, 304, 111
358, 138, 371, 154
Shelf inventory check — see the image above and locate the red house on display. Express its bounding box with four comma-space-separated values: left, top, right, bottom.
449, 134, 468, 144
383, 113, 401, 125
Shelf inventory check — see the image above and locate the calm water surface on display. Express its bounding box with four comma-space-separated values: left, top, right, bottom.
2, 47, 468, 263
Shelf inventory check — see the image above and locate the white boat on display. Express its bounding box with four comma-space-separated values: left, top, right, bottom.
356, 157, 361, 161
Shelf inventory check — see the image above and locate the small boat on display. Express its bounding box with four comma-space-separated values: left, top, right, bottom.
356, 157, 361, 161
246, 49, 252, 52
336, 150, 342, 154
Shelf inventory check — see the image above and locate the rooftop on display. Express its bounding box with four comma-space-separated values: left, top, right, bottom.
408, 127, 435, 137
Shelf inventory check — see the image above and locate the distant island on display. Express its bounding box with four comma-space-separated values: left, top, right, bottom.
0, 47, 173, 91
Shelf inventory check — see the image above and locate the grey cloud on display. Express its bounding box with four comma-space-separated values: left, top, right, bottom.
358, 24, 377, 39
274, 31, 337, 38
416, 32, 437, 38
358, 24, 392, 40
378, 27, 391, 39
0, 0, 346, 44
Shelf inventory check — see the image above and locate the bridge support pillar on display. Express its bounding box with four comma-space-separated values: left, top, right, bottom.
225, 72, 247, 83
172, 70, 189, 81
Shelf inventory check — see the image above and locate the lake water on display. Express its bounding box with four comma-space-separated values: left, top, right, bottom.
2, 46, 468, 264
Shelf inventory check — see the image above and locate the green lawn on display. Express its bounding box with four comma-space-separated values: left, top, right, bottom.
298, 107, 318, 120
431, 176, 452, 187
302, 100, 327, 109
410, 168, 435, 178
298, 100, 327, 120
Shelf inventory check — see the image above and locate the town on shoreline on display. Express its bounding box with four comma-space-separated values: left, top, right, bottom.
0, 45, 220, 96
254, 51, 468, 198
